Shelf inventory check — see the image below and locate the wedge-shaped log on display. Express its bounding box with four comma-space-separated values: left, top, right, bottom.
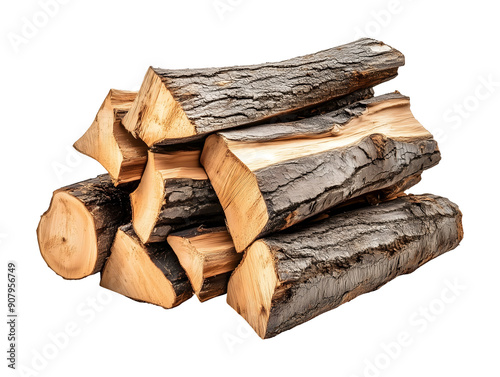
168, 227, 241, 302
123, 38, 404, 146
37, 175, 135, 279
74, 89, 148, 184
202, 93, 441, 252
228, 194, 464, 339
131, 148, 224, 244
100, 225, 192, 309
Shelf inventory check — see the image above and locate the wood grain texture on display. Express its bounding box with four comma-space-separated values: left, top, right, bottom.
168, 226, 241, 302
202, 94, 441, 252
100, 224, 192, 309
74, 89, 148, 185
227, 194, 464, 338
123, 38, 404, 146
131, 149, 225, 244
37, 175, 136, 279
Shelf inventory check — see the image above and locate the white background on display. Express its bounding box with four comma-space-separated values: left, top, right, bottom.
1, 1, 498, 376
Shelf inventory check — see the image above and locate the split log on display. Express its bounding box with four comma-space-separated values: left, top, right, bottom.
227, 194, 464, 339
100, 224, 192, 308
122, 38, 404, 146
37, 175, 136, 280
201, 93, 441, 252
74, 89, 148, 185
167, 227, 241, 302
131, 148, 225, 244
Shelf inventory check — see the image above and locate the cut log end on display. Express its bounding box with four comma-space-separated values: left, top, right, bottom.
130, 151, 166, 244
201, 135, 268, 252
131, 150, 209, 244
37, 192, 98, 280
168, 227, 242, 302
226, 240, 277, 338
122, 68, 196, 147
73, 89, 147, 185
100, 226, 192, 309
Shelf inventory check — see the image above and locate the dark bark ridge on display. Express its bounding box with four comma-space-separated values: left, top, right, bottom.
155, 39, 404, 135
255, 135, 441, 239
261, 195, 462, 338
149, 178, 225, 242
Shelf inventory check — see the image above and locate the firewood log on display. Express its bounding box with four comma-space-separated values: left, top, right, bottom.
167, 227, 241, 302
100, 224, 192, 308
202, 93, 441, 252
37, 175, 136, 279
227, 194, 464, 338
74, 89, 148, 184
123, 39, 404, 146
131, 148, 224, 244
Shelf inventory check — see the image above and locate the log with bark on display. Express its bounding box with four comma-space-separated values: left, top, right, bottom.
37, 175, 136, 280
167, 226, 241, 302
122, 38, 404, 146
227, 194, 464, 339
201, 93, 441, 252
100, 224, 192, 308
131, 147, 225, 244
74, 89, 148, 184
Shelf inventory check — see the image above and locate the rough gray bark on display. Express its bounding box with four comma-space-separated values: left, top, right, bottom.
228, 195, 464, 338
37, 175, 137, 279
148, 178, 225, 243
218, 92, 405, 142
159, 39, 402, 134
256, 135, 441, 238
149, 87, 376, 146
125, 38, 404, 145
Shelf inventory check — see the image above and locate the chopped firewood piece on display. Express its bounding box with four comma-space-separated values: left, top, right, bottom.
74, 89, 148, 184
123, 39, 404, 146
202, 93, 440, 252
37, 175, 136, 279
227, 195, 464, 338
168, 227, 241, 302
100, 224, 192, 308
131, 148, 224, 243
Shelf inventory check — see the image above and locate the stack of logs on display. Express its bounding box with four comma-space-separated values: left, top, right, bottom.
37, 38, 463, 339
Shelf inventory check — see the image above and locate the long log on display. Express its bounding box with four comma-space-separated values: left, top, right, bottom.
131, 149, 224, 244
37, 175, 136, 279
122, 38, 404, 146
201, 93, 441, 252
167, 227, 241, 302
74, 89, 148, 185
100, 224, 192, 308
227, 194, 464, 339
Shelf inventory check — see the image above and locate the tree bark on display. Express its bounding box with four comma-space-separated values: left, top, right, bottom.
74, 89, 148, 185
123, 38, 404, 146
227, 194, 464, 339
167, 227, 241, 302
131, 149, 225, 244
202, 93, 441, 252
37, 175, 136, 279
100, 224, 193, 309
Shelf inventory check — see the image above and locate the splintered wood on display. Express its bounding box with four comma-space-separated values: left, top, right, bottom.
37, 38, 463, 339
